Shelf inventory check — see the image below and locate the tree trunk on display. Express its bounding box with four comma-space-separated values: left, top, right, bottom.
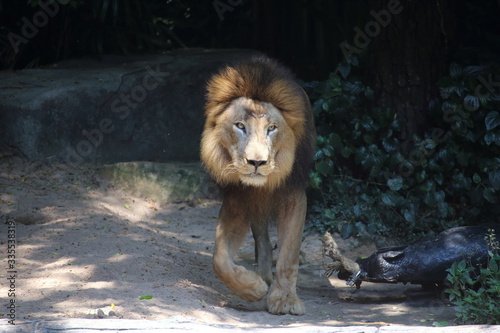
366, 0, 455, 152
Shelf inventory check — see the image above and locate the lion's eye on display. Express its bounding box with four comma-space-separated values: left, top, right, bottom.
268, 125, 277, 133
235, 122, 246, 131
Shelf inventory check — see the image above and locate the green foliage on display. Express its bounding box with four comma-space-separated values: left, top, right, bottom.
306, 62, 500, 242
445, 229, 500, 325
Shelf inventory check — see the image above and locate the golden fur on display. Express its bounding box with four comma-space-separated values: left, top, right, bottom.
200, 57, 315, 315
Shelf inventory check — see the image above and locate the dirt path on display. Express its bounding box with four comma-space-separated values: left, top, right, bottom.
0, 157, 458, 328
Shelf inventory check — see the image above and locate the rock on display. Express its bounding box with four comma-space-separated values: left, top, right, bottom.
0, 49, 262, 164
96, 309, 105, 318
99, 161, 219, 204
9, 213, 47, 225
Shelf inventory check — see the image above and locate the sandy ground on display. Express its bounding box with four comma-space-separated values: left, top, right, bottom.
0, 156, 458, 328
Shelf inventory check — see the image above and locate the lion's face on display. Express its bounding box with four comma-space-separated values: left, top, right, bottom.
202, 97, 296, 188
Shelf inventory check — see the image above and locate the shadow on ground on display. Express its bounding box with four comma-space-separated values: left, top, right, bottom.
0, 157, 458, 328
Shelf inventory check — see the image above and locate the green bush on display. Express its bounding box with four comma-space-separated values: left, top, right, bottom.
306, 63, 500, 243
445, 229, 500, 324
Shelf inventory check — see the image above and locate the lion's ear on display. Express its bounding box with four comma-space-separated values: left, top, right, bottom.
265, 80, 310, 142
205, 67, 244, 113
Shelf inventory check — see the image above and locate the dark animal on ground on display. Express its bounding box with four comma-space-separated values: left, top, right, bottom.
336, 225, 499, 288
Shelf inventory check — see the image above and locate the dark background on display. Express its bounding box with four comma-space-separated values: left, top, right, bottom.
2, 0, 500, 138
2, 0, 500, 76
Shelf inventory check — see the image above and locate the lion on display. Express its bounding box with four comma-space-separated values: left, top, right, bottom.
200, 56, 316, 315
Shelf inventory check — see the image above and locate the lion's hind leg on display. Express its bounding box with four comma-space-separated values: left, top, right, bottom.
251, 220, 273, 286
213, 201, 268, 302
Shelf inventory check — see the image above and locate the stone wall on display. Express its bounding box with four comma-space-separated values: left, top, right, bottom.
0, 49, 262, 163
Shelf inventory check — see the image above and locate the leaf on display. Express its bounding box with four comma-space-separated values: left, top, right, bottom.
489, 171, 500, 190
435, 190, 445, 202
337, 61, 351, 79
139, 295, 153, 300
364, 86, 374, 99
424, 191, 436, 206
483, 188, 497, 203
349, 55, 359, 66
432, 321, 449, 327
382, 137, 399, 153
403, 208, 415, 223
423, 138, 437, 150
488, 257, 499, 273
463, 65, 487, 77
310, 173, 322, 189
328, 73, 342, 88
315, 161, 333, 177
343, 81, 364, 95
353, 204, 362, 217
321, 101, 329, 112
321, 148, 332, 157
489, 256, 499, 272
356, 145, 382, 169
463, 95, 480, 111
473, 173, 481, 184
381, 192, 403, 207
449, 63, 463, 79
324, 209, 335, 220
416, 170, 427, 183
341, 146, 354, 158
447, 261, 458, 275
341, 223, 354, 239
484, 131, 499, 146
361, 116, 377, 131
485, 111, 500, 131
434, 172, 444, 185
328, 133, 342, 147
387, 177, 404, 191
438, 202, 449, 218
363, 134, 374, 144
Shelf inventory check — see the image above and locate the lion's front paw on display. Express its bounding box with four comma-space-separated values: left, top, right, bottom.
235, 277, 268, 302
231, 266, 268, 302
267, 294, 305, 315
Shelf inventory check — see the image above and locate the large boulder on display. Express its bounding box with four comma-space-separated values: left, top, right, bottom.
0, 49, 262, 164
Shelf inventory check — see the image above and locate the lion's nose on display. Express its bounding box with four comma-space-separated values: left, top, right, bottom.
247, 159, 267, 168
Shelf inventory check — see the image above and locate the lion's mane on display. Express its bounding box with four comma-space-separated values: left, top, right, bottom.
201, 57, 315, 189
